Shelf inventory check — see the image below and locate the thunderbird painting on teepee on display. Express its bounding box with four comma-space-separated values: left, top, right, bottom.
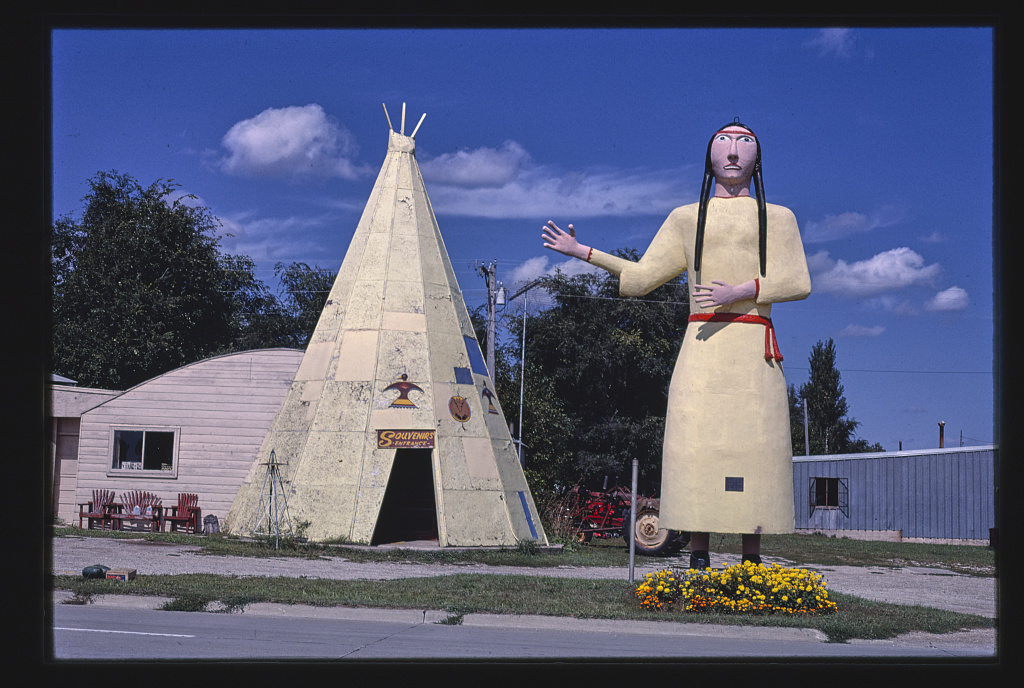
225, 104, 547, 547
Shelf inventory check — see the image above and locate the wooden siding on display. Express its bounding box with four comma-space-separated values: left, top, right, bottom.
71, 349, 303, 526
792, 446, 996, 540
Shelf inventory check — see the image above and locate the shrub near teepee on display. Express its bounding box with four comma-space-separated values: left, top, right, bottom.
634, 561, 838, 615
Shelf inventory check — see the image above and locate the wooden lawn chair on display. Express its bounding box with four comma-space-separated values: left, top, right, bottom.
112, 490, 163, 532
78, 489, 116, 529
164, 493, 201, 534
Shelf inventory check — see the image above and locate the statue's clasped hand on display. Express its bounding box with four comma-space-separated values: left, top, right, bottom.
694, 280, 757, 308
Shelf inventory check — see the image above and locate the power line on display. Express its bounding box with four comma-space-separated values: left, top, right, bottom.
785, 367, 992, 375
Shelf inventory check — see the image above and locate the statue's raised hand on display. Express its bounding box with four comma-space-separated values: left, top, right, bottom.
542, 221, 590, 261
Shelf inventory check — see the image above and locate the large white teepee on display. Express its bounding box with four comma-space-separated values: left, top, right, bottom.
225, 104, 547, 546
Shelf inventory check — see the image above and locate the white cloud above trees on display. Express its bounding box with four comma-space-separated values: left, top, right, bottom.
217, 104, 371, 179
801, 206, 903, 243
808, 247, 941, 298
418, 140, 693, 219
420, 141, 532, 189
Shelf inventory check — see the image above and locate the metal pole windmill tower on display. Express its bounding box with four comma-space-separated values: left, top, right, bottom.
253, 449, 294, 549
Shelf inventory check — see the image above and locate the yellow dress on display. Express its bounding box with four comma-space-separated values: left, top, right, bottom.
589, 197, 811, 534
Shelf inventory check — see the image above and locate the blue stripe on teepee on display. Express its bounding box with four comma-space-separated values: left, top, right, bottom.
463, 335, 489, 377
518, 491, 538, 539
453, 367, 473, 385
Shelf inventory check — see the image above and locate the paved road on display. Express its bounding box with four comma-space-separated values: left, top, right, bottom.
50, 598, 995, 660
48, 536, 999, 659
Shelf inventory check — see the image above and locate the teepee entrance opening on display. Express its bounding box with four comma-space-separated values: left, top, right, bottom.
371, 448, 439, 544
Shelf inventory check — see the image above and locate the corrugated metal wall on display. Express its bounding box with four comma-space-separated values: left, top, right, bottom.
792, 446, 996, 539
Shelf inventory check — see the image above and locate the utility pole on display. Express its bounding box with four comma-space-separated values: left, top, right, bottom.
477, 261, 498, 377
504, 278, 543, 468
517, 288, 527, 467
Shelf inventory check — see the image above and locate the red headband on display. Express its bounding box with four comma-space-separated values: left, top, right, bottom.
715, 130, 756, 140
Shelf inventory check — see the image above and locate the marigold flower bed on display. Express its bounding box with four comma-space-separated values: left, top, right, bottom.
634, 561, 838, 616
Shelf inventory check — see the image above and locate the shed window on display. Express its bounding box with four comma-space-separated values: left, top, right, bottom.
110, 428, 178, 475
809, 477, 848, 517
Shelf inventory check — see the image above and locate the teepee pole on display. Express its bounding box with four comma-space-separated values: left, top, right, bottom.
410, 112, 427, 139
382, 103, 393, 131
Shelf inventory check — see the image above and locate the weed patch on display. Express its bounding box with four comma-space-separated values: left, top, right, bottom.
161, 595, 212, 612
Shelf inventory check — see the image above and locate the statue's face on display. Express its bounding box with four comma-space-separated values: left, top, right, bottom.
710, 127, 758, 185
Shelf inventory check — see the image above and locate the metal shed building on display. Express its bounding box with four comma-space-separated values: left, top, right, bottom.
792, 445, 997, 543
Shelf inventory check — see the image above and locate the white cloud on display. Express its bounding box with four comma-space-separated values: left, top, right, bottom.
809, 247, 941, 297
918, 231, 946, 243
424, 154, 692, 219
506, 254, 602, 286
217, 104, 372, 179
837, 324, 886, 337
802, 206, 903, 243
924, 286, 969, 311
804, 28, 855, 57
420, 141, 531, 189
213, 209, 337, 263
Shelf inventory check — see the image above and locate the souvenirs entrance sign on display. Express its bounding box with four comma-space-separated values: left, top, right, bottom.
377, 429, 436, 449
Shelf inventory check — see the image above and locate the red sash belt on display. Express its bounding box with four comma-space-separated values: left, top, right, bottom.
688, 313, 783, 362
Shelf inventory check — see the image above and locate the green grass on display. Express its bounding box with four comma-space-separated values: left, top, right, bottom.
706, 532, 995, 576
50, 572, 993, 644
52, 527, 995, 575
50, 528, 997, 643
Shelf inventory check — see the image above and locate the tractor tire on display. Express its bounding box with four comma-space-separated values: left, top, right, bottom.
626, 508, 682, 556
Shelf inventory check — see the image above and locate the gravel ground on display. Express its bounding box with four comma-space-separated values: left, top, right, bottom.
50, 535, 998, 619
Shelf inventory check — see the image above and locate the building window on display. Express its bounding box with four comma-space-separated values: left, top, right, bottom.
809, 477, 848, 517
109, 428, 179, 477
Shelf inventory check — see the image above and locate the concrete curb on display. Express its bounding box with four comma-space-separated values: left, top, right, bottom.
460, 612, 829, 642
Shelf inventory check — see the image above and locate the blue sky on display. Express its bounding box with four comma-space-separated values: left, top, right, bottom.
51, 27, 995, 452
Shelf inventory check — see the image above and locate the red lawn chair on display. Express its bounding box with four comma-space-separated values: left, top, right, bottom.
78, 489, 116, 529
111, 490, 163, 532
164, 493, 201, 534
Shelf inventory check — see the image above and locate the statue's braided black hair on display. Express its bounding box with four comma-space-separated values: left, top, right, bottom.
694, 119, 767, 277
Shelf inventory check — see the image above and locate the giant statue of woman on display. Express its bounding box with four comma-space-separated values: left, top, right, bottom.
542, 120, 811, 568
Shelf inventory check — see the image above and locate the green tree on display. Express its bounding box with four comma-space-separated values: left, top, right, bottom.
495, 249, 690, 501
219, 253, 292, 351
788, 384, 806, 456
220, 258, 337, 351
273, 261, 336, 347
52, 171, 234, 389
797, 338, 883, 454
52, 171, 342, 389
